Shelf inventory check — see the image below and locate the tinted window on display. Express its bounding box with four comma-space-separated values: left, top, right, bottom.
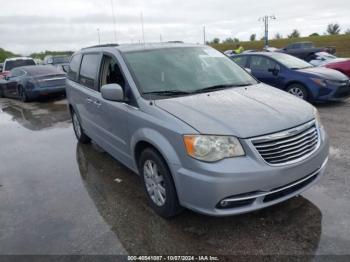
67, 54, 82, 81
250, 56, 278, 71
5, 59, 35, 71
79, 54, 101, 90
232, 56, 248, 67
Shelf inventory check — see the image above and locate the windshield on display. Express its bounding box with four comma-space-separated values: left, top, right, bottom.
53, 56, 70, 64
123, 47, 258, 96
5, 59, 36, 71
272, 53, 313, 69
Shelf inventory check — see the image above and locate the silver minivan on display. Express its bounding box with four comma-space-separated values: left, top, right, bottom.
66, 43, 329, 217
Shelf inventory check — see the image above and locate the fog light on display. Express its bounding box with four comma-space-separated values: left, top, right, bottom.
220, 200, 229, 207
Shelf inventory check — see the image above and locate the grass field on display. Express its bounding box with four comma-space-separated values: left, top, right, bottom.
211, 34, 350, 57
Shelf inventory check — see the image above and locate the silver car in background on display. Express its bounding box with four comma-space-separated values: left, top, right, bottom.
66, 43, 329, 217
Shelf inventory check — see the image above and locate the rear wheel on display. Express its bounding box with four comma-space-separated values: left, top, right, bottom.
286, 83, 309, 101
71, 109, 91, 144
139, 148, 182, 218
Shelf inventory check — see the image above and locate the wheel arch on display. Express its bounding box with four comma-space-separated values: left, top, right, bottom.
131, 128, 182, 175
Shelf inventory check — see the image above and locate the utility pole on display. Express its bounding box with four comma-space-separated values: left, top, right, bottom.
110, 0, 117, 42
259, 15, 276, 48
203, 26, 206, 45
97, 28, 101, 45
140, 12, 145, 44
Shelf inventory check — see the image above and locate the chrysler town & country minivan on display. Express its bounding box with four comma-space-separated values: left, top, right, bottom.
66, 43, 329, 217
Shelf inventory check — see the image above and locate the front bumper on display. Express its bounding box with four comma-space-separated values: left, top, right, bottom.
314, 82, 350, 101
171, 126, 329, 216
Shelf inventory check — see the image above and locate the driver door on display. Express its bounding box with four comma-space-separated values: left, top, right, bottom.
248, 55, 281, 88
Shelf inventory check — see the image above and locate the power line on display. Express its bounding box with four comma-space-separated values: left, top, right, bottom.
259, 15, 276, 48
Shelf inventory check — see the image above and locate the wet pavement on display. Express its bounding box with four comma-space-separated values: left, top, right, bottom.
0, 97, 349, 256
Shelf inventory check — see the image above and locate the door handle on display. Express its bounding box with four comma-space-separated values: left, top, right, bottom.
94, 100, 102, 108
86, 98, 93, 103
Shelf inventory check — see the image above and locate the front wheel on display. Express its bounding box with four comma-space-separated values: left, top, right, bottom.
286, 84, 309, 101
71, 109, 91, 144
139, 148, 182, 218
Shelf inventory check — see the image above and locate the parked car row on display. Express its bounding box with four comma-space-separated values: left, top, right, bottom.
0, 55, 71, 101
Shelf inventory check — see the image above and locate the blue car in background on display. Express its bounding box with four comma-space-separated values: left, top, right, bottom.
232, 52, 350, 102
0, 65, 66, 102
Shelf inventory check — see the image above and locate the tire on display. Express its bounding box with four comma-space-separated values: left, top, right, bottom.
286, 83, 309, 101
71, 109, 91, 144
19, 86, 29, 102
139, 148, 182, 218
0, 87, 4, 98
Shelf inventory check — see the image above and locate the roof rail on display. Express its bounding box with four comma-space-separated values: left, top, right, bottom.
82, 43, 119, 49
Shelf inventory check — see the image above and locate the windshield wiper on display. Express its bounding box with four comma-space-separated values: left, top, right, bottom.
142, 90, 191, 96
192, 83, 252, 94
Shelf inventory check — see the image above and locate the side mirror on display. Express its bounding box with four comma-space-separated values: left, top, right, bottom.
101, 83, 124, 102
244, 68, 252, 74
268, 68, 279, 76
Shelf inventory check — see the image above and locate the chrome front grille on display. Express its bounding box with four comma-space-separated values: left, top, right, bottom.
251, 120, 319, 165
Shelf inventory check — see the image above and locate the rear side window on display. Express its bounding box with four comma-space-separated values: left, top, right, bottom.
79, 54, 101, 90
232, 56, 248, 67
67, 54, 82, 82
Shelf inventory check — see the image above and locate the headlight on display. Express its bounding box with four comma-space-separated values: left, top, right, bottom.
311, 78, 326, 87
183, 135, 245, 162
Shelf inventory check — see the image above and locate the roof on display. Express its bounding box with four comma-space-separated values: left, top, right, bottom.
80, 42, 202, 53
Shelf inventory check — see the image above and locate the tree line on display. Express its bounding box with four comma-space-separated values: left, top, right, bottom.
208, 23, 349, 44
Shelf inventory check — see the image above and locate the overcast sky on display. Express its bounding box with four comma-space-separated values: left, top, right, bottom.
0, 0, 349, 55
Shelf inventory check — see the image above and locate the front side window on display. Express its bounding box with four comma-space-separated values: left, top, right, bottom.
79, 54, 101, 90
250, 56, 279, 72
99, 55, 125, 91
123, 47, 257, 97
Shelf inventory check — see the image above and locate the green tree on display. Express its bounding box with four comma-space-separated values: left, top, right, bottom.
326, 23, 341, 35
222, 37, 234, 44
233, 37, 240, 43
249, 34, 256, 41
309, 32, 319, 37
211, 38, 220, 44
274, 33, 282, 39
288, 29, 300, 38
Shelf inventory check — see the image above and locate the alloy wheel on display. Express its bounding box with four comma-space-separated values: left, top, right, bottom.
288, 87, 305, 99
143, 160, 166, 206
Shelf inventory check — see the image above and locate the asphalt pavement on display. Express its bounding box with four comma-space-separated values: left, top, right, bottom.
0, 97, 349, 256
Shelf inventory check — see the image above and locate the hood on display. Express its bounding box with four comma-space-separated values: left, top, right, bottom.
297, 66, 348, 80
155, 84, 315, 138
